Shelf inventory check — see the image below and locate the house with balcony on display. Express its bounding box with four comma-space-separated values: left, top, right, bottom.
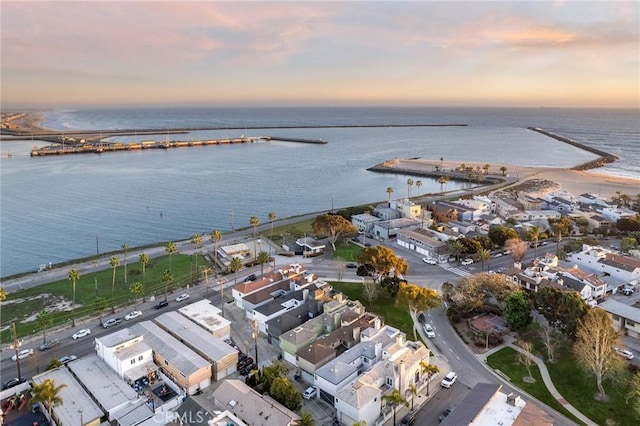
567, 246, 640, 286
395, 198, 422, 219
352, 212, 382, 235
371, 217, 421, 240
95, 329, 155, 382
598, 299, 640, 339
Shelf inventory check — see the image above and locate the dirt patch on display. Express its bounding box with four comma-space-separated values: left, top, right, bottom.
6, 293, 77, 324
506, 178, 560, 197
453, 319, 498, 354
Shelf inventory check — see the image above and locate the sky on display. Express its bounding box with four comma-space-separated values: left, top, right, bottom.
1, 1, 639, 109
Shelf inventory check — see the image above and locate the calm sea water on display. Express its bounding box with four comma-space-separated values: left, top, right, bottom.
1, 107, 638, 277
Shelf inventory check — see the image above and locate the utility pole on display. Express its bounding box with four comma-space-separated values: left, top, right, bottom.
252, 319, 259, 368
12, 322, 22, 380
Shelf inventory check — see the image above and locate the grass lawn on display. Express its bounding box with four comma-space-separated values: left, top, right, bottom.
330, 281, 414, 338
487, 347, 583, 425
269, 219, 315, 245
545, 345, 640, 426
332, 243, 362, 262
1, 253, 209, 343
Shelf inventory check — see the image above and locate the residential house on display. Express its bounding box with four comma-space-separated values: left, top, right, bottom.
395, 199, 422, 219
352, 212, 382, 235
371, 217, 421, 240
296, 236, 326, 256
177, 299, 231, 339
598, 299, 640, 339
567, 246, 640, 286
396, 227, 449, 261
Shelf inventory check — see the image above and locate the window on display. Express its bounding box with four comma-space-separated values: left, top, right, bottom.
138, 355, 143, 361
386, 377, 393, 387
130, 359, 135, 365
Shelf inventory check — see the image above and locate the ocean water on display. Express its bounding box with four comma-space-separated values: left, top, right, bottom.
1, 107, 638, 277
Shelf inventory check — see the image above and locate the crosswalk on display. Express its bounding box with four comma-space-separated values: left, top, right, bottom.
442, 265, 471, 277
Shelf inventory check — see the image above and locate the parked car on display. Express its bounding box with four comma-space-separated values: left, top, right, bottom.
346, 262, 358, 268
40, 339, 60, 351
125, 310, 142, 321
622, 287, 635, 296
614, 347, 634, 360
175, 293, 190, 302
441, 371, 457, 388
461, 259, 473, 266
422, 257, 437, 265
417, 313, 426, 324
72, 328, 91, 339
2, 377, 26, 390
400, 411, 416, 425
303, 386, 317, 399
154, 300, 169, 309
439, 408, 453, 422
102, 318, 122, 328
424, 324, 436, 339
59, 355, 78, 364
245, 274, 257, 282
11, 348, 34, 361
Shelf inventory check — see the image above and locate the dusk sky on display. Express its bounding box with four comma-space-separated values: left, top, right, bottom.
1, 1, 638, 108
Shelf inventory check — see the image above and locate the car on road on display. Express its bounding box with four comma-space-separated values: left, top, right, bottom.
441, 371, 457, 388
302, 386, 317, 399
422, 257, 437, 265
175, 293, 190, 302
2, 377, 26, 390
59, 355, 78, 364
492, 252, 503, 258
346, 262, 358, 268
424, 324, 435, 339
622, 287, 635, 296
461, 258, 473, 266
244, 274, 257, 282
400, 411, 416, 425
154, 300, 169, 309
102, 318, 122, 328
40, 339, 60, 351
417, 313, 426, 324
11, 348, 34, 361
439, 408, 453, 422
614, 347, 634, 360
125, 310, 143, 320
72, 328, 91, 339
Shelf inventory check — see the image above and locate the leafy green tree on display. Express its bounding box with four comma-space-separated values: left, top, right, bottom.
488, 226, 519, 247
574, 308, 625, 400
626, 371, 640, 417
533, 286, 588, 336
94, 296, 108, 324
270, 377, 302, 411
190, 234, 203, 283
255, 362, 289, 394
110, 256, 120, 299
294, 412, 315, 426
37, 310, 52, 343
257, 250, 270, 278
0, 286, 7, 301
121, 243, 129, 286
444, 273, 519, 315
616, 216, 640, 232
312, 213, 358, 250
46, 358, 63, 371
382, 388, 408, 426
357, 245, 408, 284
129, 281, 143, 305
503, 291, 532, 332
620, 236, 638, 253
165, 242, 177, 273
396, 282, 441, 340
29, 378, 67, 418
161, 270, 173, 300
139, 253, 149, 302
68, 268, 80, 326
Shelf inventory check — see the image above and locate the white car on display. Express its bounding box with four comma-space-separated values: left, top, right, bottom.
11, 348, 34, 361
59, 355, 78, 364
303, 386, 317, 400
424, 324, 435, 338
422, 257, 437, 265
441, 372, 457, 388
125, 310, 142, 321
175, 293, 190, 302
614, 347, 634, 360
72, 328, 91, 340
461, 259, 474, 266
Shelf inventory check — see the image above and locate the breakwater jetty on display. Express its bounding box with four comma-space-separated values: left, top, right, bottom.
367, 159, 505, 185
528, 127, 619, 170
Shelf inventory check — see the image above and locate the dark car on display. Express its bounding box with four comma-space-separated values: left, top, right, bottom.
40, 339, 60, 351
245, 274, 257, 282
154, 300, 169, 309
2, 377, 26, 390
400, 411, 416, 425
439, 408, 452, 422
417, 313, 426, 324
346, 263, 358, 269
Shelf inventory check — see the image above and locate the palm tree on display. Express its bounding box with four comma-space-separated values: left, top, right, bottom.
383, 388, 408, 426
211, 229, 222, 276
474, 248, 491, 271
68, 269, 80, 327
257, 251, 270, 278
420, 361, 440, 396
250, 215, 260, 260
94, 297, 108, 324
500, 165, 507, 176
37, 310, 52, 344
528, 226, 542, 260
165, 242, 177, 274
109, 257, 120, 299
483, 163, 490, 174
29, 378, 67, 419
440, 156, 444, 170
438, 175, 449, 195
416, 180, 422, 196
386, 186, 394, 206
190, 234, 203, 284
161, 270, 173, 300
294, 412, 315, 426
230, 257, 243, 287
139, 253, 149, 302
406, 178, 414, 198
448, 239, 465, 263
268, 212, 277, 241
129, 282, 143, 306
406, 383, 418, 410
121, 243, 129, 286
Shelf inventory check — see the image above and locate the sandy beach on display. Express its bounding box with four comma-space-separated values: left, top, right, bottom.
3, 111, 638, 201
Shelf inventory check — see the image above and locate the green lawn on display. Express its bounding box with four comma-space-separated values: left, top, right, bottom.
487, 347, 583, 425
330, 281, 414, 338
1, 253, 209, 343
332, 243, 362, 262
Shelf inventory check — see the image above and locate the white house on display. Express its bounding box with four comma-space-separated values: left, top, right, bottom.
95, 328, 155, 382
567, 245, 640, 286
